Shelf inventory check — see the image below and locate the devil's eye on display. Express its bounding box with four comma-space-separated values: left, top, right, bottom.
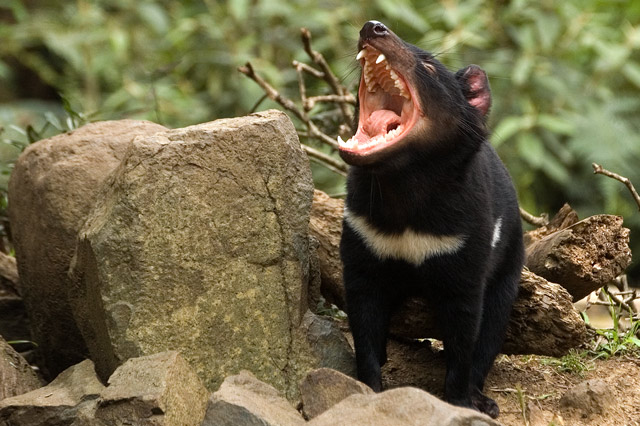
423, 62, 436, 74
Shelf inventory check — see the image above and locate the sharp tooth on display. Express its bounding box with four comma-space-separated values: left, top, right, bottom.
389, 70, 398, 81
376, 54, 386, 64
338, 135, 356, 149
364, 72, 375, 92
356, 49, 365, 60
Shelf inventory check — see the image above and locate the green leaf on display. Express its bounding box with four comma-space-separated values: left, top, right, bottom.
542, 152, 570, 184
374, 0, 429, 33
534, 12, 560, 52
25, 125, 40, 143
516, 133, 545, 168
229, 0, 250, 22
44, 112, 63, 131
537, 114, 575, 136
137, 3, 169, 35
492, 116, 530, 146
512, 55, 533, 86
8, 0, 28, 22
580, 311, 591, 325
7, 340, 38, 347
622, 62, 640, 89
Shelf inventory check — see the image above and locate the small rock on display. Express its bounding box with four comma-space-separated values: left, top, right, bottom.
307, 387, 500, 426
0, 252, 18, 291
559, 378, 613, 416
528, 401, 564, 426
0, 337, 41, 401
96, 351, 208, 426
300, 368, 372, 419
301, 311, 356, 378
0, 252, 30, 343
202, 370, 305, 426
0, 359, 104, 424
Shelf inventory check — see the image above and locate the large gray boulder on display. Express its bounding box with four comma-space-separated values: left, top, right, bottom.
69, 110, 344, 399
8, 120, 167, 378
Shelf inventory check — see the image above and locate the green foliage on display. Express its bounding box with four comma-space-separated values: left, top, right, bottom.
583, 288, 640, 359
590, 311, 640, 360
315, 297, 348, 321
539, 349, 594, 377
1, 1, 640, 275
593, 322, 640, 359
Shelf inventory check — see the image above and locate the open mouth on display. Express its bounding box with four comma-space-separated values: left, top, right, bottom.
339, 45, 421, 156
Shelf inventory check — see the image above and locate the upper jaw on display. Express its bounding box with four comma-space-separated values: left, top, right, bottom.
338, 43, 422, 164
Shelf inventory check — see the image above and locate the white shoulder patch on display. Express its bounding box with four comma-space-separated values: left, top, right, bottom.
344, 209, 465, 266
491, 217, 502, 248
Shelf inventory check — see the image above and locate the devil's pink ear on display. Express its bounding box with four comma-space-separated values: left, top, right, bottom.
456, 65, 491, 117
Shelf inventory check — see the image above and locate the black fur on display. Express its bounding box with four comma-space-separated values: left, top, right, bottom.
340, 21, 524, 418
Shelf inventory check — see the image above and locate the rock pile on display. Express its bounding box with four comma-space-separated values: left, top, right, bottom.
0, 352, 500, 426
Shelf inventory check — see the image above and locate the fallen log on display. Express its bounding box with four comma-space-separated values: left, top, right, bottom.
524, 213, 631, 301
388, 270, 587, 357
523, 203, 578, 247
310, 190, 347, 308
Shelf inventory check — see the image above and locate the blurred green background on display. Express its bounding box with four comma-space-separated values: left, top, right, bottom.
1, 0, 639, 281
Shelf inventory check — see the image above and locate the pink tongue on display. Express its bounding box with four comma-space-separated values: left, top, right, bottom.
364, 110, 401, 136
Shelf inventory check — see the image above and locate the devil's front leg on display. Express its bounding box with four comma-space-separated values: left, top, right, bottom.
344, 272, 393, 391
423, 262, 485, 409
340, 225, 398, 392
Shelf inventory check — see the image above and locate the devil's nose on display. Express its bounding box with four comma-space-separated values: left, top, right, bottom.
360, 21, 389, 40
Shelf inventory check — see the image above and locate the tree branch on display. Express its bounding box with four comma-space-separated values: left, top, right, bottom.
520, 207, 549, 227
300, 28, 354, 129
238, 62, 306, 122
303, 145, 348, 176
592, 163, 640, 211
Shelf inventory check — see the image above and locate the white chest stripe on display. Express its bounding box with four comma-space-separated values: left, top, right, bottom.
344, 209, 466, 266
491, 217, 503, 248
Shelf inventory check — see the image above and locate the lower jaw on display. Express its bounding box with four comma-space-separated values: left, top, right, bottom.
339, 126, 406, 157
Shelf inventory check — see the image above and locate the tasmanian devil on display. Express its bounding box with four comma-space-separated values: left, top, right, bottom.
338, 21, 524, 418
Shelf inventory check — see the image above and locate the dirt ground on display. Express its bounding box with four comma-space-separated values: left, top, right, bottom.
380, 338, 640, 426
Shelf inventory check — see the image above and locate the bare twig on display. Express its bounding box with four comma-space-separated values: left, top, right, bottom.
592, 163, 640, 211
306, 95, 356, 110
293, 61, 355, 112
238, 62, 305, 121
604, 287, 637, 316
238, 62, 340, 151
238, 28, 358, 176
249, 93, 268, 113
303, 145, 348, 176
519, 207, 550, 227
293, 60, 325, 79
300, 28, 354, 128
